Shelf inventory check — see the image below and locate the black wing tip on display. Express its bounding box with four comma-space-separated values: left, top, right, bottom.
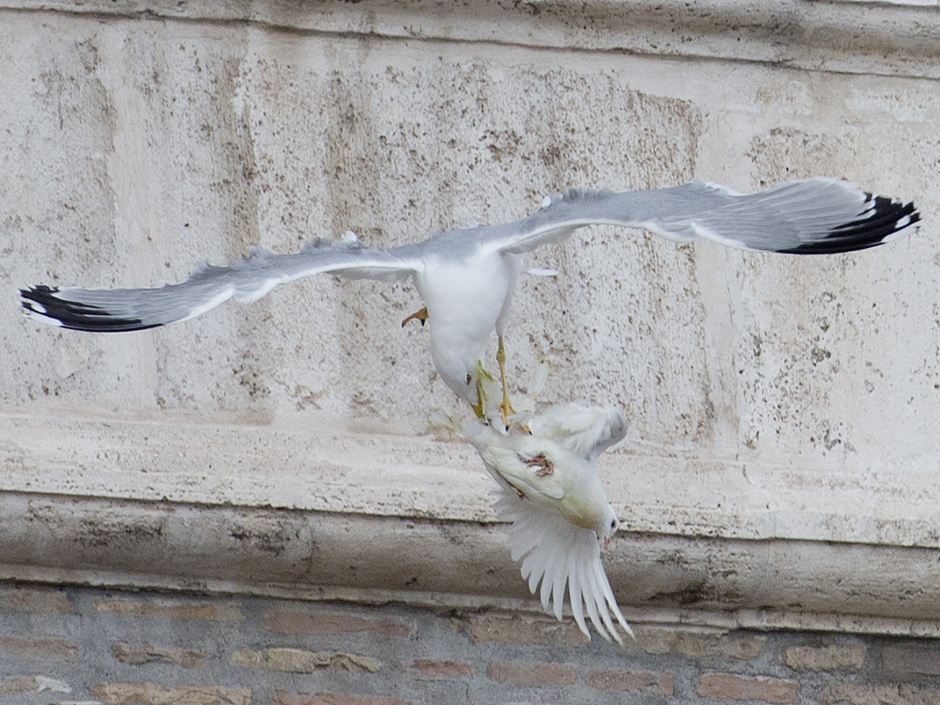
20, 284, 156, 333
780, 196, 920, 255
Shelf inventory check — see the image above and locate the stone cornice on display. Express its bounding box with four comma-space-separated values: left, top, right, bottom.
3, 0, 940, 79
3, 488, 940, 638
4, 412, 939, 549
3, 412, 940, 637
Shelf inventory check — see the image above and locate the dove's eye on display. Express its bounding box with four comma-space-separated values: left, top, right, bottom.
610, 519, 617, 530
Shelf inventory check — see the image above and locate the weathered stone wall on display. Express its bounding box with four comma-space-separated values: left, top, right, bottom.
1, 0, 939, 698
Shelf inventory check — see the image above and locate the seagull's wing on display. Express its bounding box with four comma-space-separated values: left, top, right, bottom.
20, 238, 421, 332
478, 177, 919, 256
493, 486, 633, 644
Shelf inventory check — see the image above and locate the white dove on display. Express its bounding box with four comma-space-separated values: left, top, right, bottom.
20, 178, 919, 420
460, 403, 633, 644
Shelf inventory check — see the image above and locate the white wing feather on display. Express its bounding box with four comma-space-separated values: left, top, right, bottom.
528, 404, 629, 461
479, 177, 919, 256
494, 485, 633, 644
20, 238, 420, 332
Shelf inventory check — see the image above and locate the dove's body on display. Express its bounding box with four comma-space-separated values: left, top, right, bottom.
464, 424, 610, 532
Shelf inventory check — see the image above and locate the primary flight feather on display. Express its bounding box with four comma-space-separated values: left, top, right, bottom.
21, 177, 919, 412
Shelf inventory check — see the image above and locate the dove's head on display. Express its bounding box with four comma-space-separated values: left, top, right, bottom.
597, 505, 619, 550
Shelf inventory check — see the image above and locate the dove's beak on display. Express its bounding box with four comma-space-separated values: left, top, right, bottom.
602, 536, 611, 551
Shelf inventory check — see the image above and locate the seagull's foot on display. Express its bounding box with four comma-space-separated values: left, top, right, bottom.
401, 306, 428, 328
472, 361, 500, 424
499, 396, 516, 429
496, 335, 515, 428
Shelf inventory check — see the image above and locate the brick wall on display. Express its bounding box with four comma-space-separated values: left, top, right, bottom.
2, 584, 939, 705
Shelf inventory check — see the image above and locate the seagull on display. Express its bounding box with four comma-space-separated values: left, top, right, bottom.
20, 177, 919, 419
460, 402, 633, 644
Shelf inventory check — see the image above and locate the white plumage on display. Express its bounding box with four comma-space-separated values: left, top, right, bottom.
460, 403, 632, 644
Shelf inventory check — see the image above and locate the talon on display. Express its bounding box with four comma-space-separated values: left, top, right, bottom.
402, 306, 428, 328
500, 398, 516, 428
472, 362, 497, 422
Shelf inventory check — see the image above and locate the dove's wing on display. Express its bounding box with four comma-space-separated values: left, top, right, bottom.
479, 448, 566, 502
476, 177, 918, 256
493, 486, 633, 644
460, 421, 568, 501
20, 238, 422, 332
528, 405, 628, 461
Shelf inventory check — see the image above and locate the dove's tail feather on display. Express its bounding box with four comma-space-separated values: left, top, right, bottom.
494, 490, 633, 644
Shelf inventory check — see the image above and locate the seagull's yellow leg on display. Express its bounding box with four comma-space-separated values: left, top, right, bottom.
470, 364, 487, 419
497, 336, 515, 426
401, 306, 429, 328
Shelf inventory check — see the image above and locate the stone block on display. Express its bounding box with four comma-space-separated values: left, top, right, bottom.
697, 672, 800, 704
232, 648, 383, 673
783, 644, 865, 672
588, 668, 675, 694
485, 660, 577, 688
261, 608, 414, 638
111, 642, 206, 668
406, 660, 472, 679
90, 683, 251, 705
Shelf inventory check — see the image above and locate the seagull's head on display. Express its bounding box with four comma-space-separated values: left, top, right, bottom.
597, 505, 619, 551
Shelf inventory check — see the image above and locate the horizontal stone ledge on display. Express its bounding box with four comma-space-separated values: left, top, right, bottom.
3, 0, 939, 79
3, 412, 938, 550
2, 490, 940, 636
